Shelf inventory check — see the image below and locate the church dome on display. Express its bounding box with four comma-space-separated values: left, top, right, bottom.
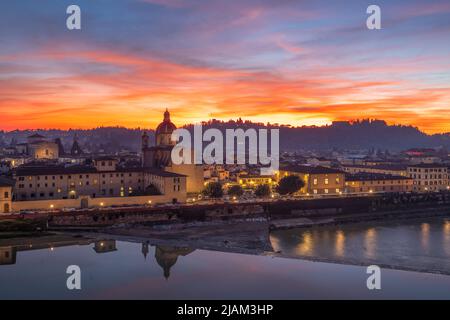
155, 109, 176, 135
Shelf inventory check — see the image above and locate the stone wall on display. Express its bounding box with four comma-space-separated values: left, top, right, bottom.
10, 194, 186, 213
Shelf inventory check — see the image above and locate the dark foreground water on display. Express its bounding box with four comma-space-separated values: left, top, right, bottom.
0, 217, 450, 299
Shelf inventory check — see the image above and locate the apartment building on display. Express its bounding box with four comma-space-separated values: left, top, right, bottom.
345, 173, 413, 194
279, 165, 345, 195
407, 164, 449, 192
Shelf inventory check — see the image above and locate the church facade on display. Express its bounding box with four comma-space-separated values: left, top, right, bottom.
142, 109, 204, 194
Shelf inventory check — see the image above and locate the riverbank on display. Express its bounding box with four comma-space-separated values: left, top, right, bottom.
270, 215, 450, 276
269, 206, 450, 230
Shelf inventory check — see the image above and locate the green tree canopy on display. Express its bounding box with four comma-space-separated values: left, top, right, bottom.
255, 184, 271, 198
228, 185, 244, 197
276, 175, 305, 195
202, 182, 224, 198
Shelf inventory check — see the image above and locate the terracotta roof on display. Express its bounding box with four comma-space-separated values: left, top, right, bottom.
345, 173, 411, 181
282, 165, 344, 174
143, 168, 186, 177
407, 163, 448, 169
0, 177, 15, 187
343, 164, 408, 170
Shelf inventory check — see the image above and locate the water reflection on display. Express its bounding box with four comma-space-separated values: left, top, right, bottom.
296, 231, 314, 255
270, 216, 450, 274
335, 230, 345, 257
364, 228, 377, 259
444, 220, 450, 255
155, 246, 195, 279
0, 238, 195, 280
421, 223, 430, 254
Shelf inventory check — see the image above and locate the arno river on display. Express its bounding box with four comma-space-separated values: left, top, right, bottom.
1, 216, 450, 299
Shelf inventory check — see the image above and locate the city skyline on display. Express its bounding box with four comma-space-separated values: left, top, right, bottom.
1, 0, 450, 133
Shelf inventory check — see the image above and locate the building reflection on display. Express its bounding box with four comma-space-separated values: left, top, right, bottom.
0, 238, 110, 265
93, 240, 117, 254
153, 245, 195, 279
0, 247, 16, 265
142, 241, 149, 259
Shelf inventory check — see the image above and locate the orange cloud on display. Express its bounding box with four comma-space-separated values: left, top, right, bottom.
1, 48, 449, 134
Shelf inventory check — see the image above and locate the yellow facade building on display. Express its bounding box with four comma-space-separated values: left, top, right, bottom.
278, 165, 345, 195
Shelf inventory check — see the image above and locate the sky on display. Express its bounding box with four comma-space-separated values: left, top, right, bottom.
0, 0, 450, 133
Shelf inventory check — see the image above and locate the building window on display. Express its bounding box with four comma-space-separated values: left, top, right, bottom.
324, 179, 329, 185
324, 189, 329, 194
4, 192, 9, 199
313, 178, 318, 185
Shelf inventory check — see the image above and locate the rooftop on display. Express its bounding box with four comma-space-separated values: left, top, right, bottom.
13, 164, 185, 177
282, 165, 344, 175
28, 133, 45, 139
343, 164, 408, 170
345, 173, 411, 181
143, 168, 187, 177
407, 163, 448, 169
0, 176, 15, 187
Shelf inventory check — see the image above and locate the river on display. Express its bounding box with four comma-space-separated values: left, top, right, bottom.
0, 216, 449, 299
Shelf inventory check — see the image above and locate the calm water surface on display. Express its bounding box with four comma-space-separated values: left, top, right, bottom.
0, 217, 450, 299
271, 216, 450, 274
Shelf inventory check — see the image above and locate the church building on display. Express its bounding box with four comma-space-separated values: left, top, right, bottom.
142, 109, 204, 194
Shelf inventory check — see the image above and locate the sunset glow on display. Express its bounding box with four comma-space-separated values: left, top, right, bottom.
1, 0, 450, 133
